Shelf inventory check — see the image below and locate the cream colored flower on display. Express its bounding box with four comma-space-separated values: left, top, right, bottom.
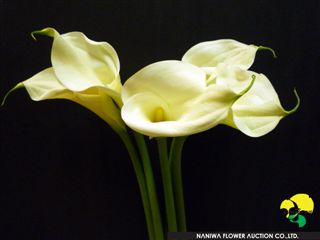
122, 39, 297, 137
182, 39, 298, 137
223, 73, 299, 137
5, 27, 125, 132
182, 39, 276, 70
121, 61, 253, 137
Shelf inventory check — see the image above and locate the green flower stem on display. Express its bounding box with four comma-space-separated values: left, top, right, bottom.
157, 137, 178, 233
133, 132, 164, 240
118, 131, 155, 240
169, 137, 187, 232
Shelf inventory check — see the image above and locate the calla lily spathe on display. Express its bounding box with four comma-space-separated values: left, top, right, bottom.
122, 39, 298, 137
225, 74, 300, 137
182, 39, 260, 69
121, 60, 254, 137
7, 28, 125, 132
182, 39, 299, 137
182, 39, 276, 70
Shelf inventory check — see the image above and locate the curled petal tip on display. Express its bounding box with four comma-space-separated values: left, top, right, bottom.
239, 74, 256, 96
31, 31, 38, 41
30, 28, 55, 41
285, 88, 300, 115
1, 82, 24, 107
257, 45, 277, 58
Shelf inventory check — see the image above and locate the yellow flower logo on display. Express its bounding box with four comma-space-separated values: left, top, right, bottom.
280, 193, 314, 228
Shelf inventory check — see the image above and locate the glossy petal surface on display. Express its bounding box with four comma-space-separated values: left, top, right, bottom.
182, 39, 258, 69
122, 61, 236, 137
229, 73, 287, 137
23, 68, 124, 130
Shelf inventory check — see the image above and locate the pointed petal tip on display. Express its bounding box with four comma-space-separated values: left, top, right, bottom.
1, 82, 24, 107
30, 32, 38, 41
257, 45, 277, 58
285, 88, 300, 115
30, 27, 56, 41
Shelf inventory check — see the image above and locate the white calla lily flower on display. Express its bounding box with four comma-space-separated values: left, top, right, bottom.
182, 39, 298, 137
121, 61, 252, 137
4, 27, 125, 132
122, 38, 298, 138
182, 39, 276, 70
224, 73, 300, 137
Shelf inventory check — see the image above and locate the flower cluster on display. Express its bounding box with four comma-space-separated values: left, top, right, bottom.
5, 28, 299, 137
122, 40, 299, 137
3, 28, 300, 240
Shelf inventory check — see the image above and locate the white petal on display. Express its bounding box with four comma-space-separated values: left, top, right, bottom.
23, 68, 69, 100
23, 68, 124, 131
182, 39, 258, 69
229, 73, 288, 137
176, 85, 236, 134
121, 92, 178, 136
213, 63, 255, 95
121, 84, 234, 137
122, 60, 206, 105
32, 28, 121, 93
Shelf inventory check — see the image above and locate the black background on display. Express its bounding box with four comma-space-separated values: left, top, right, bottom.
1, 0, 319, 239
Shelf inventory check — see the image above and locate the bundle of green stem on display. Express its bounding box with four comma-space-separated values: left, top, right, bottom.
119, 130, 187, 240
